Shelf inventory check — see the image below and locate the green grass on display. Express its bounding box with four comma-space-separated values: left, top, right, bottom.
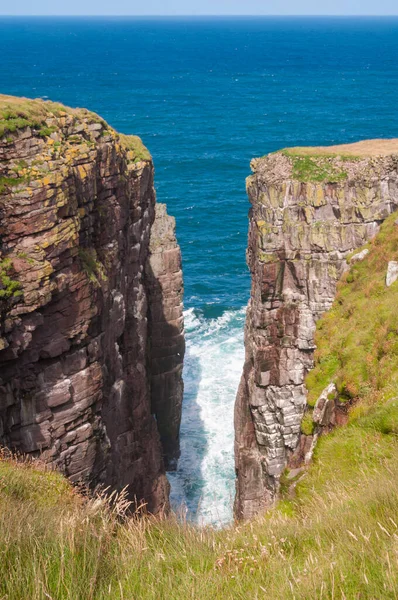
0, 97, 66, 138
119, 133, 151, 162
38, 125, 57, 138
0, 176, 27, 195
2, 383, 398, 600
0, 95, 151, 169
78, 247, 107, 287
0, 94, 106, 139
0, 258, 22, 300
300, 410, 315, 435
2, 211, 398, 598
306, 211, 398, 410
281, 150, 358, 183
0, 454, 75, 507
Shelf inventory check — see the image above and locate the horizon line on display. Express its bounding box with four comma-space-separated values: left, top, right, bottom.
2, 14, 398, 18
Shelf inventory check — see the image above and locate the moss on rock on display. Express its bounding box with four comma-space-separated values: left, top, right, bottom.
0, 258, 22, 301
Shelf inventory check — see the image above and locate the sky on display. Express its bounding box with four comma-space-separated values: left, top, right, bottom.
2, 0, 398, 17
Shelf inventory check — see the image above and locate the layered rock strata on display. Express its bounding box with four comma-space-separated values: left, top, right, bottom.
235, 140, 398, 519
147, 203, 185, 470
0, 95, 184, 513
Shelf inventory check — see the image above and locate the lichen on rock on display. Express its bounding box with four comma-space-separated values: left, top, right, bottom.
0, 94, 184, 513
235, 139, 398, 520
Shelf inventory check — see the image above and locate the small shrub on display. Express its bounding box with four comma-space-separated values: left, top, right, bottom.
78, 247, 107, 287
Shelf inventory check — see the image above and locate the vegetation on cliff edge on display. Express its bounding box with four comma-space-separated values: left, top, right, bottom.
281, 149, 357, 183
0, 95, 103, 138
0, 94, 151, 165
306, 210, 398, 411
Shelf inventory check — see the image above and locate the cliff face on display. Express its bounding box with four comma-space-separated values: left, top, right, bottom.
235, 140, 398, 519
147, 204, 185, 470
0, 95, 184, 513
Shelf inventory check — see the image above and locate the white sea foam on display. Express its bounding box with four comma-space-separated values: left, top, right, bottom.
168, 306, 246, 526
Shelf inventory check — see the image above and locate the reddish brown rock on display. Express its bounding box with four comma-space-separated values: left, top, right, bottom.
0, 95, 184, 513
147, 204, 185, 470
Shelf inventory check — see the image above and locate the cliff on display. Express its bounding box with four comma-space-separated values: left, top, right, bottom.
0, 95, 184, 513
235, 140, 398, 519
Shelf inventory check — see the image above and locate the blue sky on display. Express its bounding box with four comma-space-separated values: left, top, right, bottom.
3, 0, 398, 16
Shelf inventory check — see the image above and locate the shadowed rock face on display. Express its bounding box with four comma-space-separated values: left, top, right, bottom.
147, 204, 185, 471
0, 95, 184, 513
235, 143, 398, 520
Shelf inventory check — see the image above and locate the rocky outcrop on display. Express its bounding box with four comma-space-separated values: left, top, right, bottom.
235, 140, 398, 519
0, 95, 184, 513
386, 260, 398, 287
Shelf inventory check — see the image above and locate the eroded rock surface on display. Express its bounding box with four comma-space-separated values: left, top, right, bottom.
386, 261, 398, 287
147, 203, 185, 470
235, 142, 398, 519
0, 95, 184, 513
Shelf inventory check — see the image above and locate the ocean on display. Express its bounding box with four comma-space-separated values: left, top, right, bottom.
2, 16, 398, 524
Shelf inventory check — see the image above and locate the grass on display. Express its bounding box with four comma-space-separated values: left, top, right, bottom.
275, 139, 398, 183
0, 421, 398, 598
78, 248, 107, 287
281, 139, 398, 157
2, 386, 398, 600
0, 94, 106, 139
281, 150, 357, 183
0, 96, 68, 138
300, 410, 315, 435
306, 211, 398, 410
0, 176, 28, 195
119, 133, 151, 162
0, 258, 22, 300
0, 94, 151, 167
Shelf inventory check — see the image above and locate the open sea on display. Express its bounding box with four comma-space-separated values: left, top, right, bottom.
2, 16, 398, 524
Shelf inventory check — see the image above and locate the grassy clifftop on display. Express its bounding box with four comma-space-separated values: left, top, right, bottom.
0, 94, 105, 138
0, 94, 150, 162
253, 138, 398, 184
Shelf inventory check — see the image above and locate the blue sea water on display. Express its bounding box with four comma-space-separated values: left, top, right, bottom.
2, 16, 398, 524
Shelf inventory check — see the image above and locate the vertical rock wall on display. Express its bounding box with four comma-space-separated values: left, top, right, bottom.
0, 95, 184, 513
147, 204, 185, 470
235, 142, 398, 519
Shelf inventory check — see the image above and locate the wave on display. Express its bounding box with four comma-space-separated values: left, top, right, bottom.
168, 306, 246, 526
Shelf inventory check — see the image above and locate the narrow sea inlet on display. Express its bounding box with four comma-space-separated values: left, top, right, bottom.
2, 15, 398, 523
168, 307, 246, 525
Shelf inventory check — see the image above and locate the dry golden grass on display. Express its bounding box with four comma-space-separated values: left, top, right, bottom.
282, 138, 398, 157
1, 403, 398, 600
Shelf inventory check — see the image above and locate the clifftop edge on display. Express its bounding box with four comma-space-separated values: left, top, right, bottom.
251, 139, 398, 185
0, 93, 150, 163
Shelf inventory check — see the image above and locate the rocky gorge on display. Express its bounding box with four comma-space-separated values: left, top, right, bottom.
0, 95, 184, 513
1, 94, 398, 525
234, 140, 398, 519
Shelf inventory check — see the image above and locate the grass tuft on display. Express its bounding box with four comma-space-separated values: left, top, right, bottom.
118, 133, 151, 162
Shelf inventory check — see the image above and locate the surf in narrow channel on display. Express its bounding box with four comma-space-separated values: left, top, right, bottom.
168, 306, 246, 526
